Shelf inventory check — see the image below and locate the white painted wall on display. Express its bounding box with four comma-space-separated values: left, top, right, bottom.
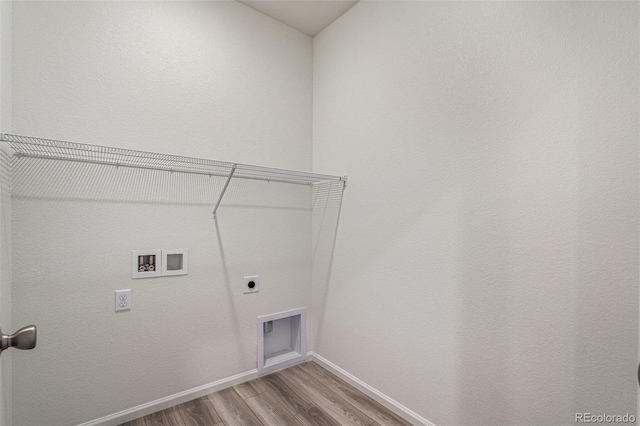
0, 1, 12, 425
10, 1, 312, 425
0, 0, 9, 131
313, 2, 639, 425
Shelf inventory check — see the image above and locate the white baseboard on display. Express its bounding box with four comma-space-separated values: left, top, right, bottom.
78, 369, 260, 426
308, 352, 435, 426
78, 356, 312, 426
78, 353, 430, 426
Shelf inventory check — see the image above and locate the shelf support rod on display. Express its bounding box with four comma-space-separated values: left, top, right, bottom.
212, 164, 237, 219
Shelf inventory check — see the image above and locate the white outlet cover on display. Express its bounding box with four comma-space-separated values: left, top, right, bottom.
115, 289, 131, 311
132, 249, 162, 279
244, 275, 260, 294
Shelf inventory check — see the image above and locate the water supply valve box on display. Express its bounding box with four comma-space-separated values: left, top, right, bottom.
132, 249, 162, 279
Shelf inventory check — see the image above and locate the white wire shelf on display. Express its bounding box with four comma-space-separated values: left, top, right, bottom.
0, 133, 344, 185
0, 133, 346, 218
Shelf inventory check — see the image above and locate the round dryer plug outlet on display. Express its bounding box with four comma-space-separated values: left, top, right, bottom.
243, 275, 259, 294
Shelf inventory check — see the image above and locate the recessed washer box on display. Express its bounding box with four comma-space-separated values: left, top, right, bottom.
257, 307, 306, 375
132, 249, 162, 279
162, 249, 188, 276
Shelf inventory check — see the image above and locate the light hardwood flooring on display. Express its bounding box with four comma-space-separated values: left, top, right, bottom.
120, 361, 411, 426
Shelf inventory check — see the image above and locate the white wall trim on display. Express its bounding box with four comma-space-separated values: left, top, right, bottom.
78, 357, 313, 426
77, 369, 260, 426
309, 352, 435, 426
77, 352, 429, 426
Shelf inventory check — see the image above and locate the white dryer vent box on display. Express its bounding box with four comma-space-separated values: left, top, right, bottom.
257, 307, 306, 375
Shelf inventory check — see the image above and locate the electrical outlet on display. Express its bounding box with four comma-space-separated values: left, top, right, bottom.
244, 276, 259, 294
115, 289, 131, 311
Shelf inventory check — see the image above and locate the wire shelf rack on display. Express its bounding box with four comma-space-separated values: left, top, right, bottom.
0, 133, 344, 185
0, 133, 346, 218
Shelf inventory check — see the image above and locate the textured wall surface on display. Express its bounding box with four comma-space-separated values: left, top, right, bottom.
0, 149, 11, 426
7, 1, 640, 425
0, 1, 12, 425
10, 2, 312, 425
12, 1, 312, 170
313, 2, 639, 425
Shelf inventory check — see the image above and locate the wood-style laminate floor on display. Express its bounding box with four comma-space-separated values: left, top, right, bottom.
120, 361, 412, 426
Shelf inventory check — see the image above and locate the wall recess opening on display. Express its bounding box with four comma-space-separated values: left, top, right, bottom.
166, 254, 183, 271
257, 307, 306, 375
132, 249, 162, 279
161, 249, 188, 276
138, 255, 156, 272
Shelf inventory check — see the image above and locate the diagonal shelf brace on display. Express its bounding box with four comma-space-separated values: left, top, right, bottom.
212, 164, 237, 219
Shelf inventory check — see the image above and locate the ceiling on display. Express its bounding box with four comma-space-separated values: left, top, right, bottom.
237, 0, 358, 37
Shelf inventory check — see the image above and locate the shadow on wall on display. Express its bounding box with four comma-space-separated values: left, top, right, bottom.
213, 215, 247, 366
311, 180, 345, 350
